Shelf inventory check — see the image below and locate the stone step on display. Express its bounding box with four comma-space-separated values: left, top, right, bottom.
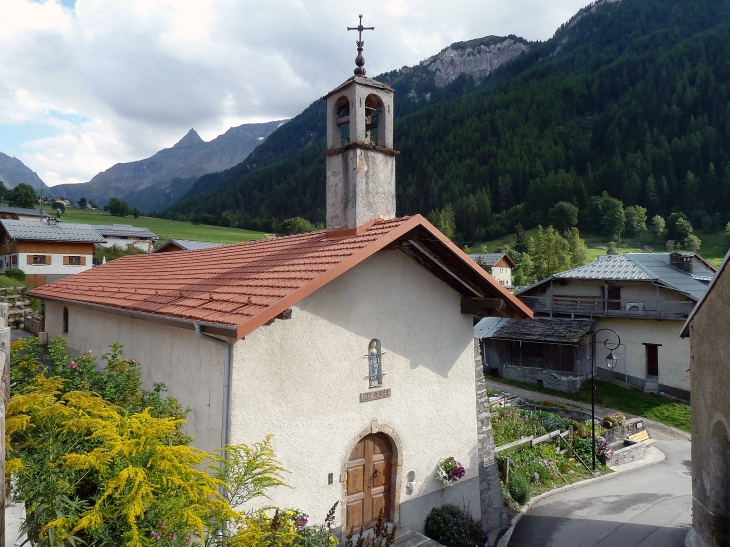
350, 526, 436, 547
644, 377, 659, 394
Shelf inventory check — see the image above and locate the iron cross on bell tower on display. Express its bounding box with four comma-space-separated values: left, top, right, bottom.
348, 15, 374, 76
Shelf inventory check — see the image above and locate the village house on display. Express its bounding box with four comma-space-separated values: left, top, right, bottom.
0, 206, 51, 222
515, 252, 714, 400
681, 249, 730, 547
469, 253, 515, 289
0, 218, 104, 286
30, 65, 531, 543
154, 239, 225, 253
94, 224, 158, 252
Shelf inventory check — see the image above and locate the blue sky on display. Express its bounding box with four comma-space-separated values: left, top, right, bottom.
0, 0, 591, 186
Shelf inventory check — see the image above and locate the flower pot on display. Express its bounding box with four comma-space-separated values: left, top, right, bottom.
598, 454, 608, 466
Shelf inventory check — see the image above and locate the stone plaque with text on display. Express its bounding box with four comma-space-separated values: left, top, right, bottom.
360, 388, 391, 402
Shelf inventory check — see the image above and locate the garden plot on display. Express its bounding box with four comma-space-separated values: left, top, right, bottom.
491, 407, 626, 508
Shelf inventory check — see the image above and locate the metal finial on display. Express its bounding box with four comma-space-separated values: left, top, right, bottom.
347, 15, 374, 76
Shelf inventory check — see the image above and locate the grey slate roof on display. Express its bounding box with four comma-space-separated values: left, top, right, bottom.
469, 253, 511, 267
0, 206, 50, 218
475, 317, 595, 344
681, 247, 730, 337
0, 219, 106, 243
167, 239, 225, 251
94, 224, 157, 239
520, 253, 712, 301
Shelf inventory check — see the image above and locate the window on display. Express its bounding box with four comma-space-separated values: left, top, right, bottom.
32, 255, 46, 265
335, 96, 350, 147
11, 255, 16, 266
62, 306, 68, 334
69, 256, 81, 265
365, 94, 383, 145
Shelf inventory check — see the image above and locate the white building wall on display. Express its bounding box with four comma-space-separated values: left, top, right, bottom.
99, 236, 154, 252
0, 252, 93, 276
594, 317, 690, 394
230, 250, 480, 532
490, 266, 511, 288
44, 302, 226, 453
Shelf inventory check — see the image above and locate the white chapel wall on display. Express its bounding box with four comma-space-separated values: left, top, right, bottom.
229, 250, 480, 533
45, 301, 227, 453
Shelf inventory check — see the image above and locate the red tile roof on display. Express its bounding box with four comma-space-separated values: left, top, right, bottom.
30, 215, 531, 338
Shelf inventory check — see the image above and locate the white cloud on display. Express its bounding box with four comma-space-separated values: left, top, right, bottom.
0, 0, 590, 186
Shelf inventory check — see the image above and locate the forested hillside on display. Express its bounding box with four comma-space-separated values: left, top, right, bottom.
162, 0, 730, 244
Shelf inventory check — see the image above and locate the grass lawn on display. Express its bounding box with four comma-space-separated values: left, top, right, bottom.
488, 375, 691, 432
57, 208, 268, 244
482, 227, 729, 268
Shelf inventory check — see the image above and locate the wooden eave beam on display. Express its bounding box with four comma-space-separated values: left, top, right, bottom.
405, 239, 484, 298
461, 298, 507, 316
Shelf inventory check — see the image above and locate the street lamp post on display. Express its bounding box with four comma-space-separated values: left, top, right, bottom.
591, 328, 621, 470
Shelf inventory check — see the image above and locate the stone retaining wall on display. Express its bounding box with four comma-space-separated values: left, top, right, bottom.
608, 439, 646, 466
501, 365, 584, 393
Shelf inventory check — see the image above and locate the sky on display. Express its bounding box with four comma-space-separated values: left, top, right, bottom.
0, 0, 590, 187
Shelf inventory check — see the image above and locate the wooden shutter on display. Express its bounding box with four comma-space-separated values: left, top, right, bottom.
27, 255, 32, 265
63, 256, 69, 265
80, 256, 86, 266
46, 255, 52, 265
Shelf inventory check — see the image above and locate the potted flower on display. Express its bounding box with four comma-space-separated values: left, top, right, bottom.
596, 436, 614, 465
435, 457, 466, 486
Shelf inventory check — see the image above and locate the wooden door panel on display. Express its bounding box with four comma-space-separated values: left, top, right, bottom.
346, 433, 393, 531
347, 499, 364, 529
347, 466, 364, 495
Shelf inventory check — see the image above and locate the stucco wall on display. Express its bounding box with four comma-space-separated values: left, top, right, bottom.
45, 301, 227, 453
1, 252, 93, 276
229, 250, 480, 534
686, 264, 730, 547
593, 317, 689, 394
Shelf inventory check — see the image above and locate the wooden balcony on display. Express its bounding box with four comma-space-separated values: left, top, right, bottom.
519, 295, 695, 320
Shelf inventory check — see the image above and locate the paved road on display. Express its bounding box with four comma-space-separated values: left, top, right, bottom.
507, 431, 692, 547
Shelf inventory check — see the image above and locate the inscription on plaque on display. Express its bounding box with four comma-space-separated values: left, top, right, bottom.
360, 388, 391, 403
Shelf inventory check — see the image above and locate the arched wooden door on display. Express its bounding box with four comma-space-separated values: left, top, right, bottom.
346, 433, 393, 530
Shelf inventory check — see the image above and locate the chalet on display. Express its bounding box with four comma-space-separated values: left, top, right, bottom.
0, 207, 51, 222
681, 250, 730, 547
94, 224, 158, 252
469, 253, 515, 289
0, 219, 105, 286
517, 252, 714, 400
155, 239, 225, 253
30, 62, 530, 543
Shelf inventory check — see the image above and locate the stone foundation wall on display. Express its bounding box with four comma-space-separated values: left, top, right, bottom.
474, 338, 507, 545
502, 365, 584, 393
608, 440, 646, 466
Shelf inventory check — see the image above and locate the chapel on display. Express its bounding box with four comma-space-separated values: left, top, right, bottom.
30, 24, 532, 544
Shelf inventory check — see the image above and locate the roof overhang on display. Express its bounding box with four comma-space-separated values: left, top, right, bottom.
41, 295, 238, 338
681, 247, 730, 337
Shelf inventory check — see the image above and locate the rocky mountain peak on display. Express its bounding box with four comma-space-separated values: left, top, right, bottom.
173, 128, 204, 148
420, 36, 530, 87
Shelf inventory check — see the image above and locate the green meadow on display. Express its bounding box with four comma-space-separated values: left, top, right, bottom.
58, 208, 268, 244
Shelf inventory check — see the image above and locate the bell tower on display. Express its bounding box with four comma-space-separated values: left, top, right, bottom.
322, 16, 397, 235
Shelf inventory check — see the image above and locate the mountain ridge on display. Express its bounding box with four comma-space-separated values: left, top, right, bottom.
0, 152, 45, 191
48, 119, 287, 212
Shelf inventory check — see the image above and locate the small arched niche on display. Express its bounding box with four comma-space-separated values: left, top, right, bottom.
364, 94, 383, 145
334, 96, 351, 147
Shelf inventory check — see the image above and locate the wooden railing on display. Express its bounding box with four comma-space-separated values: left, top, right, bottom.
519, 295, 694, 319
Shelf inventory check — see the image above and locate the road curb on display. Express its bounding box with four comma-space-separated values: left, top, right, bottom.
495, 447, 667, 547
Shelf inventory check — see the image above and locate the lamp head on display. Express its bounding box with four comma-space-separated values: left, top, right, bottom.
606, 351, 618, 370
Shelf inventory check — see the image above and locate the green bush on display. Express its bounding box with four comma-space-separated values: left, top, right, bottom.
572, 437, 593, 462
424, 504, 485, 547
5, 268, 25, 281
508, 474, 531, 505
